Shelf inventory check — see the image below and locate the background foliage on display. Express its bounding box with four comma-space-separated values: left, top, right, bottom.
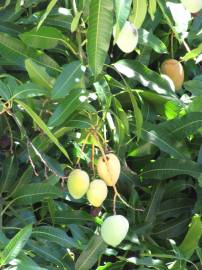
0, 0, 202, 269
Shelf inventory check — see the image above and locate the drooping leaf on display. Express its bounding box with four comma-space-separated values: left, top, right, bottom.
113, 59, 176, 97
114, 0, 132, 41
15, 100, 71, 162
87, 0, 113, 76
0, 225, 32, 266
48, 89, 86, 127
139, 158, 202, 180
25, 59, 54, 90
132, 0, 147, 29
20, 26, 63, 49
138, 28, 167, 54
12, 183, 63, 205
32, 226, 80, 249
75, 235, 107, 270
52, 61, 85, 99
0, 32, 60, 72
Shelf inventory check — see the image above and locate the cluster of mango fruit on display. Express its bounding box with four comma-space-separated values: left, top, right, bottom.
67, 153, 129, 247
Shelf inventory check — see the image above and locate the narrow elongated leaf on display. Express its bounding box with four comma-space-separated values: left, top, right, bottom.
37, 0, 57, 30
12, 183, 63, 205
0, 225, 32, 266
33, 226, 80, 249
132, 0, 147, 29
159, 112, 202, 140
182, 44, 202, 62
141, 123, 187, 159
87, 0, 113, 76
46, 210, 95, 225
20, 26, 63, 49
12, 82, 48, 100
145, 183, 165, 223
113, 60, 176, 97
48, 89, 86, 127
114, 0, 132, 41
28, 241, 65, 269
0, 156, 18, 193
75, 235, 107, 270
0, 32, 60, 72
138, 29, 167, 54
129, 90, 143, 140
25, 59, 54, 90
15, 100, 71, 162
0, 80, 11, 100
139, 158, 202, 180
148, 0, 156, 20
179, 214, 202, 259
52, 61, 84, 99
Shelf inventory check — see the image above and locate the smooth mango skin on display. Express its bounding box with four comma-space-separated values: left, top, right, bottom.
67, 169, 90, 199
87, 179, 108, 207
101, 215, 129, 247
160, 59, 184, 91
116, 21, 138, 53
181, 0, 202, 13
97, 153, 120, 186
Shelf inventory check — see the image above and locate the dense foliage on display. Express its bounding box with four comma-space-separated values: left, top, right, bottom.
0, 0, 202, 269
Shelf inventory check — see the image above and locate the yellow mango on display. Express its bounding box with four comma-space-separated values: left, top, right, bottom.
97, 153, 120, 186
160, 59, 184, 91
87, 179, 108, 207
101, 215, 129, 247
67, 169, 89, 199
116, 21, 138, 53
181, 0, 202, 13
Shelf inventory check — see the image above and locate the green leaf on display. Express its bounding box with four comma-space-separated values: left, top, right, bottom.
32, 226, 80, 249
15, 100, 71, 162
182, 44, 202, 62
0, 32, 60, 72
138, 29, 167, 54
75, 235, 107, 270
12, 183, 63, 205
48, 89, 86, 127
179, 214, 202, 259
52, 61, 84, 99
12, 82, 48, 100
0, 155, 18, 193
114, 0, 132, 41
20, 26, 63, 49
37, 0, 58, 30
0, 80, 12, 100
159, 112, 202, 140
25, 58, 54, 90
148, 0, 156, 20
87, 0, 113, 76
71, 11, 83, 32
46, 210, 95, 225
0, 224, 32, 266
141, 123, 188, 159
132, 0, 147, 29
129, 90, 143, 141
139, 158, 202, 180
28, 241, 65, 269
113, 60, 176, 97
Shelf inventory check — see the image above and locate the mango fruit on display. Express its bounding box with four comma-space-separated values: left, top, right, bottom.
97, 153, 120, 186
67, 169, 89, 199
87, 179, 108, 207
116, 21, 138, 53
160, 59, 184, 91
101, 215, 129, 247
181, 0, 202, 13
